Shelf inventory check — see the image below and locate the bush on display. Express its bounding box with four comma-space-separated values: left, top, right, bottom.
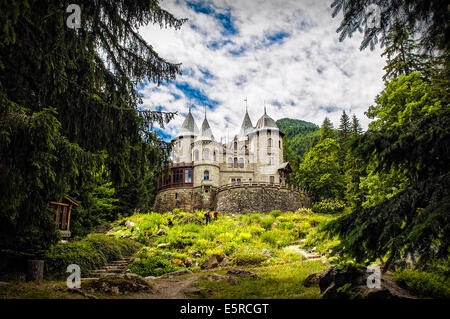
261, 231, 278, 246
233, 247, 267, 266
393, 269, 450, 299
259, 216, 274, 230
128, 256, 181, 277
270, 210, 282, 218
45, 234, 142, 279
312, 199, 345, 214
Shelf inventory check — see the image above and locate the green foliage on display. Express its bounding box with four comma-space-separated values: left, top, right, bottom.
44, 234, 141, 280
233, 247, 267, 266
312, 199, 346, 214
0, 0, 183, 258
127, 255, 181, 277
319, 117, 335, 141
393, 269, 450, 299
297, 138, 346, 200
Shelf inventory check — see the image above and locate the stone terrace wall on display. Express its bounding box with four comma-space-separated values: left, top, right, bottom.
215, 184, 311, 213
153, 187, 216, 213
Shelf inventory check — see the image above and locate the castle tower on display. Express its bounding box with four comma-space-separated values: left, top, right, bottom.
193, 111, 220, 190
171, 108, 198, 164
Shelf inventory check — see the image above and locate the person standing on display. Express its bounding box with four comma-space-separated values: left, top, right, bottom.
204, 211, 209, 225
214, 211, 218, 221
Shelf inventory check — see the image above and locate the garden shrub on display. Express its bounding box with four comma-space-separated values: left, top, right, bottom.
270, 210, 282, 218
128, 256, 181, 277
259, 216, 274, 230
233, 247, 267, 266
45, 234, 141, 279
312, 199, 345, 214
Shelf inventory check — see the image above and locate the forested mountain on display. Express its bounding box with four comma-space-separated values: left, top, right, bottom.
276, 118, 320, 184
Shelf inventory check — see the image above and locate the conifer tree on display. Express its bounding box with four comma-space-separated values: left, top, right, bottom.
319, 117, 335, 141
350, 115, 363, 136
338, 110, 351, 142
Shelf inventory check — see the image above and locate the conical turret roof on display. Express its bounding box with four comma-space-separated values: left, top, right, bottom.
197, 113, 215, 141
238, 109, 254, 139
255, 107, 278, 130
176, 108, 199, 137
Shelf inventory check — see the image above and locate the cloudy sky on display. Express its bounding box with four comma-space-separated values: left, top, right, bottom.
137, 0, 386, 141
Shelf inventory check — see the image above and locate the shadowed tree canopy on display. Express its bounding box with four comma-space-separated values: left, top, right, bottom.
331, 0, 449, 52
0, 0, 186, 258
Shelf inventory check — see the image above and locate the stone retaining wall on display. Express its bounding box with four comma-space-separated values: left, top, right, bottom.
153, 184, 311, 213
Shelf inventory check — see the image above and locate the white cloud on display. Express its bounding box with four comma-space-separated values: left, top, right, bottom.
137, 0, 386, 140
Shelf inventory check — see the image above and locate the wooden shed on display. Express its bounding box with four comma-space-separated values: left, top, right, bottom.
49, 195, 79, 239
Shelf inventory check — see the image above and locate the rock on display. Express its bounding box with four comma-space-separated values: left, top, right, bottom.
261, 249, 272, 258
234, 222, 244, 226
202, 254, 225, 269
317, 265, 417, 299
219, 256, 229, 267
171, 259, 184, 267
200, 274, 238, 285
125, 220, 136, 228
159, 269, 193, 278
227, 268, 258, 278
145, 276, 157, 281
82, 274, 152, 295
184, 258, 193, 267
157, 243, 169, 248
290, 239, 307, 245
157, 229, 168, 236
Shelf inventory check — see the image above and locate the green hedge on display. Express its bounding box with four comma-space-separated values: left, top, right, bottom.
44, 234, 142, 280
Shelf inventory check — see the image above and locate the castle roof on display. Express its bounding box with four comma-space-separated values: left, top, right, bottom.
255, 107, 278, 130
238, 109, 254, 139
197, 114, 215, 141
176, 108, 199, 137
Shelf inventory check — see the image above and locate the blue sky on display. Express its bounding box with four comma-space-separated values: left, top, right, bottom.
137, 0, 385, 141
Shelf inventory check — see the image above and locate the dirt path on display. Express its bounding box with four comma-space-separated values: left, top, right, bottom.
133, 275, 204, 299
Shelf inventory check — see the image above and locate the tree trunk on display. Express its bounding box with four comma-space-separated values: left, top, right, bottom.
26, 260, 44, 282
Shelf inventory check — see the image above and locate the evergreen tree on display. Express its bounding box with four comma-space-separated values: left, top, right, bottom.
330, 0, 449, 52
350, 115, 363, 136
0, 0, 185, 259
381, 22, 433, 81
319, 117, 335, 141
338, 110, 351, 142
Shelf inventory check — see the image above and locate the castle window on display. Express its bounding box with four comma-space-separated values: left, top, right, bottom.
203, 170, 209, 181
233, 157, 238, 168
184, 169, 192, 183
236, 178, 241, 185
268, 138, 273, 147
234, 142, 237, 150
270, 176, 275, 184
194, 150, 199, 161
203, 148, 210, 160
213, 151, 217, 161
279, 140, 281, 148
268, 155, 274, 165
239, 158, 244, 168
228, 157, 233, 168
231, 178, 236, 185
175, 193, 178, 199
267, 130, 271, 136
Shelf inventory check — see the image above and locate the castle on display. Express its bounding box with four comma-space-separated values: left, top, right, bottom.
153, 106, 310, 213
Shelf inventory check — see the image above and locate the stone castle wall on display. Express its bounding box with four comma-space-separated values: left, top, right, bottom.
215, 184, 310, 213
153, 184, 311, 213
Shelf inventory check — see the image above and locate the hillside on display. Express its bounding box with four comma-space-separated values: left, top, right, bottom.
276, 118, 320, 183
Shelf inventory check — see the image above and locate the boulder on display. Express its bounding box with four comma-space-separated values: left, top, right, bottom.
261, 249, 272, 258
157, 243, 169, 248
219, 256, 230, 267
125, 220, 136, 228
200, 274, 238, 285
201, 254, 224, 269
184, 258, 193, 267
156, 229, 168, 236
83, 274, 152, 295
316, 265, 417, 299
227, 268, 258, 278
234, 222, 244, 226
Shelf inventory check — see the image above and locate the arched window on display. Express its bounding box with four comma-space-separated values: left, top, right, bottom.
228, 157, 233, 168
234, 157, 238, 168
203, 170, 209, 181
194, 150, 199, 161
234, 141, 237, 150
203, 148, 210, 160
268, 138, 273, 147
239, 158, 244, 168
213, 151, 217, 161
